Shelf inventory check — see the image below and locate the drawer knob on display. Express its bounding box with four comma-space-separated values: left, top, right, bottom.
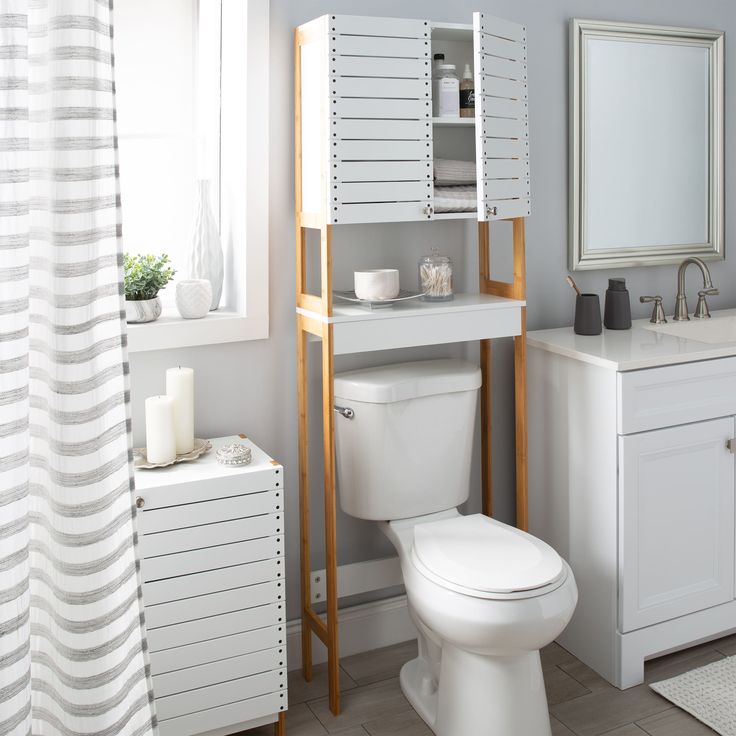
135, 496, 145, 509
728, 439, 736, 454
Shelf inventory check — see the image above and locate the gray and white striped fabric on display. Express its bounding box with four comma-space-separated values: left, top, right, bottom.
0, 2, 157, 735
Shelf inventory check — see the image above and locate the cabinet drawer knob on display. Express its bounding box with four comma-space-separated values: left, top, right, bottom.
727, 439, 736, 454
135, 496, 145, 509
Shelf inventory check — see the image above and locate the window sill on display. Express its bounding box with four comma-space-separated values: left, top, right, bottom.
126, 307, 267, 353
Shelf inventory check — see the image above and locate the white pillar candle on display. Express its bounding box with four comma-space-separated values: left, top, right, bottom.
166, 366, 194, 454
145, 395, 176, 465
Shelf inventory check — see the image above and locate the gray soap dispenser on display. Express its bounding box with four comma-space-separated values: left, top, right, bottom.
603, 278, 632, 330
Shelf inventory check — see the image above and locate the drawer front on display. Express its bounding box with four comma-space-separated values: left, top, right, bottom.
135, 466, 282, 510
153, 646, 284, 698
618, 357, 736, 433
151, 625, 285, 675
140, 512, 283, 558
138, 490, 283, 535
156, 668, 285, 721
144, 558, 282, 605
141, 535, 283, 582
147, 603, 285, 652
158, 691, 285, 736
146, 581, 283, 630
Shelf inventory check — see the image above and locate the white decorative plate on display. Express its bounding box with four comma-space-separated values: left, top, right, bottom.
333, 289, 425, 309
133, 438, 212, 469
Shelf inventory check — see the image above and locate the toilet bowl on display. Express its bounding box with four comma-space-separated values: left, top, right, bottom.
334, 359, 578, 736
381, 510, 577, 736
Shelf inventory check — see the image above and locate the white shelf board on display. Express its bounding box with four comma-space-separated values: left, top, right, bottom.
432, 117, 475, 127
298, 293, 525, 355
433, 211, 477, 220
430, 22, 473, 41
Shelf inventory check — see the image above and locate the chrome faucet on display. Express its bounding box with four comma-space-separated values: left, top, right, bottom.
673, 257, 718, 321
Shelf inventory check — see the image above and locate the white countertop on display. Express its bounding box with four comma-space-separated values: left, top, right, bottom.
527, 308, 736, 372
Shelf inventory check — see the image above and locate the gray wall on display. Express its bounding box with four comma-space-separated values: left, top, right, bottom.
129, 0, 736, 620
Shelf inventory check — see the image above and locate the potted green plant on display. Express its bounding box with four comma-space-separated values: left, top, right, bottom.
123, 253, 176, 323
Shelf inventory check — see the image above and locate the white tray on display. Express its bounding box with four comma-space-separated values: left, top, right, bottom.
333, 289, 425, 309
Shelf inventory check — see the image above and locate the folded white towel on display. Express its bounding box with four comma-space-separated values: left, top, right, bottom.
434, 185, 477, 213
434, 158, 476, 186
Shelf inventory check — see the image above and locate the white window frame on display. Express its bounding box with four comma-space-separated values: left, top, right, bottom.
127, 0, 269, 352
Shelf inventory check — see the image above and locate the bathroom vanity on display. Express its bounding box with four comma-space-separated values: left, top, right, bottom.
528, 312, 736, 688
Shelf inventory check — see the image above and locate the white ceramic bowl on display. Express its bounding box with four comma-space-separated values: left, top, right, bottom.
354, 269, 400, 301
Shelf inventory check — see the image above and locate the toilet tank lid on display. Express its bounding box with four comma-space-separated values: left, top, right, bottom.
334, 359, 481, 404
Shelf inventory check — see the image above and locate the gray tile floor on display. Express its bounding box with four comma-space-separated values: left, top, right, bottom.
246, 634, 736, 735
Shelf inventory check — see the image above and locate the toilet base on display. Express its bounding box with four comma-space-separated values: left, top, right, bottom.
400, 645, 553, 736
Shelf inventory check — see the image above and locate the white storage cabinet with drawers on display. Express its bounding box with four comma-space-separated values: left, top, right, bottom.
134, 435, 286, 736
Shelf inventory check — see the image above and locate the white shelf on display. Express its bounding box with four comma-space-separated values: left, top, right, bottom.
298, 293, 525, 355
432, 117, 475, 127
430, 22, 473, 41
433, 212, 477, 220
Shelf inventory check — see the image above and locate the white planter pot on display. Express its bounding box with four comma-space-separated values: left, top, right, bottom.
188, 179, 224, 310
125, 296, 162, 323
176, 279, 212, 319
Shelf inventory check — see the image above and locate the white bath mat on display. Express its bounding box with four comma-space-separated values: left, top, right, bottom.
650, 655, 736, 735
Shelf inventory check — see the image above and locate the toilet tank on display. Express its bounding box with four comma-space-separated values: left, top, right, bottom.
333, 359, 481, 521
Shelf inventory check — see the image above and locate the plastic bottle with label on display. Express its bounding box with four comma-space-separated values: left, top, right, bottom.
432, 63, 459, 118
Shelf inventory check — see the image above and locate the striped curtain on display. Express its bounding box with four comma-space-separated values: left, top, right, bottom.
0, 2, 157, 735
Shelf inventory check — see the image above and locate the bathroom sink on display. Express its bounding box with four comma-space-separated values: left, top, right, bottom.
642, 315, 736, 344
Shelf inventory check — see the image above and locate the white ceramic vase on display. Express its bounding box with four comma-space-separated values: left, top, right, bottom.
125, 296, 162, 323
188, 179, 224, 311
176, 279, 212, 319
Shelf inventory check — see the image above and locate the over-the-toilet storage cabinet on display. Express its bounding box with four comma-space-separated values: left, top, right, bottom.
527, 347, 736, 689
134, 437, 286, 736
297, 12, 530, 225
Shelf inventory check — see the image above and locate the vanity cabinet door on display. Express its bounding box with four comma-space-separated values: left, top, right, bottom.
472, 12, 531, 221
619, 417, 735, 633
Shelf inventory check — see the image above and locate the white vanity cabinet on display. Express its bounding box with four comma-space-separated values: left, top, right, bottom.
527, 324, 736, 689
134, 436, 286, 736
295, 12, 530, 225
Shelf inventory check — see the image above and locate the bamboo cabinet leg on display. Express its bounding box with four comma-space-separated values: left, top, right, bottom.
274, 711, 285, 736
321, 323, 340, 715
479, 339, 493, 517
514, 308, 529, 531
296, 322, 313, 682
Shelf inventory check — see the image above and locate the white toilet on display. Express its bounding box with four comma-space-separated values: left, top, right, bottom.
334, 359, 578, 736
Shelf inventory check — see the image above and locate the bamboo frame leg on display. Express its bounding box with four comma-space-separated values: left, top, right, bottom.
479, 339, 493, 517
514, 308, 528, 531
321, 322, 340, 715
296, 322, 313, 682
274, 711, 286, 736
478, 221, 493, 517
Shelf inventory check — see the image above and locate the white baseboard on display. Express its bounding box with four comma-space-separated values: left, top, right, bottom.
286, 594, 416, 671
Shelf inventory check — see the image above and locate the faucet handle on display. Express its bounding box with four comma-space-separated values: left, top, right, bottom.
694, 287, 718, 319
640, 295, 667, 324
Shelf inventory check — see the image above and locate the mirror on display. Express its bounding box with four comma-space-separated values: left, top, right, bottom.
570, 19, 723, 270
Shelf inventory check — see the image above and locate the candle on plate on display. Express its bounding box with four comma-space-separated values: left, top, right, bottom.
145, 395, 176, 464
166, 366, 194, 454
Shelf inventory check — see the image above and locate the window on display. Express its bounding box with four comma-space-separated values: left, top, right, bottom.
116, 0, 269, 351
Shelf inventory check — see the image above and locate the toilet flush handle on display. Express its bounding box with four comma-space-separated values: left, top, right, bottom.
334, 405, 354, 419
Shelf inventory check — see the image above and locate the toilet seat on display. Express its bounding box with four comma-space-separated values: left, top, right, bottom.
411, 514, 567, 600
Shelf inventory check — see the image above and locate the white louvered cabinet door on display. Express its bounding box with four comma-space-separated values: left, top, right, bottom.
473, 12, 531, 221
329, 14, 434, 224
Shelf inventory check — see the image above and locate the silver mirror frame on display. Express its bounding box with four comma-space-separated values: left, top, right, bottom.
570, 19, 724, 271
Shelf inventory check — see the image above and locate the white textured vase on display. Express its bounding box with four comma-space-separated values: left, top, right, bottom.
176, 279, 212, 319
125, 297, 162, 323
188, 179, 224, 310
